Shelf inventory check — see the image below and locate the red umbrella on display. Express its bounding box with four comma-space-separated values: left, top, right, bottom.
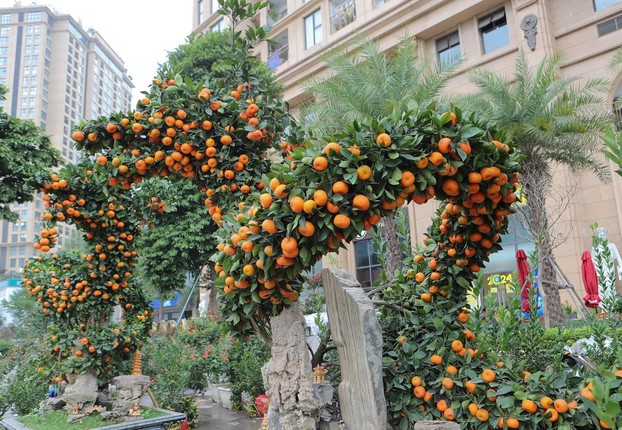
516, 249, 531, 312
581, 250, 600, 308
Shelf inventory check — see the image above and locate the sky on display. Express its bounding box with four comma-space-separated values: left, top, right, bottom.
1, 0, 193, 105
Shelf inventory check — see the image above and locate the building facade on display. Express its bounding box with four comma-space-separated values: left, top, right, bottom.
0, 4, 134, 275
198, 0, 622, 308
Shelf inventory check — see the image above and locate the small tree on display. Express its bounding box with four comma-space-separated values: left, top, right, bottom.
462, 51, 613, 325
0, 84, 61, 221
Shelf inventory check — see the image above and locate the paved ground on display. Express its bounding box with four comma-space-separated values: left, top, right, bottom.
196, 396, 263, 430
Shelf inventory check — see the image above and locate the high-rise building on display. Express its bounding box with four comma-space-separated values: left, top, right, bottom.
0, 4, 134, 275
192, 0, 622, 308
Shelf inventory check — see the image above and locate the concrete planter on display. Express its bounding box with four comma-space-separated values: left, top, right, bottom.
0, 408, 186, 430
218, 385, 233, 410
208, 382, 223, 403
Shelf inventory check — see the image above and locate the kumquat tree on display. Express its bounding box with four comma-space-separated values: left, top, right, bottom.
18, 1, 622, 429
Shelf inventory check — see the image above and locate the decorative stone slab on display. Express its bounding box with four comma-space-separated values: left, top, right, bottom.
0, 408, 186, 430
322, 268, 387, 430
414, 420, 461, 430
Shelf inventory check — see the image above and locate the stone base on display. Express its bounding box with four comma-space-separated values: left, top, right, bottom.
110, 375, 151, 416
414, 420, 461, 430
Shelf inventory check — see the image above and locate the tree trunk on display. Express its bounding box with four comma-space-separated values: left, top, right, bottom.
381, 212, 401, 281
158, 297, 164, 322
206, 260, 220, 315
523, 165, 564, 325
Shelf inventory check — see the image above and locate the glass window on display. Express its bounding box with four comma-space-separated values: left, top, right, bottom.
330, 0, 356, 33
0, 28, 8, 36
27, 12, 42, 22
0, 37, 8, 45
594, 0, 622, 10
10, 258, 16, 268
354, 234, 381, 291
198, 0, 205, 24
211, 0, 220, 14
210, 18, 227, 32
304, 9, 322, 49
267, 0, 288, 26
1, 14, 10, 24
479, 9, 509, 54
436, 31, 461, 70
10, 247, 17, 256
19, 246, 26, 255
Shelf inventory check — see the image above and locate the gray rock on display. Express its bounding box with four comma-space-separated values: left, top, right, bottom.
313, 382, 334, 407
414, 420, 461, 430
110, 375, 150, 415
39, 397, 66, 412
322, 268, 388, 430
62, 372, 98, 406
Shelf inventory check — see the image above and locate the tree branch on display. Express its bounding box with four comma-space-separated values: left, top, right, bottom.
372, 300, 411, 314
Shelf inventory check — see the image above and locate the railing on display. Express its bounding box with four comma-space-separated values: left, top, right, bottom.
330, 0, 356, 33
268, 44, 289, 69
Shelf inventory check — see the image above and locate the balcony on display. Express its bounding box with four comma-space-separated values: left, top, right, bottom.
267, 0, 288, 26
330, 0, 356, 33
268, 31, 289, 69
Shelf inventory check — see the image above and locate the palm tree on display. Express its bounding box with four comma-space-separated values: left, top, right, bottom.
462, 51, 614, 324
300, 37, 458, 280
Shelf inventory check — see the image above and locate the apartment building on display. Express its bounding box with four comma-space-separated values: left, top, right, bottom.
0, 4, 133, 275
197, 0, 622, 306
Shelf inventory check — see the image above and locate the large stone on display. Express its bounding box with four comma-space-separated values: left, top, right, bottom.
39, 397, 66, 413
110, 374, 151, 415
414, 420, 461, 430
322, 268, 388, 430
262, 303, 319, 430
62, 372, 98, 406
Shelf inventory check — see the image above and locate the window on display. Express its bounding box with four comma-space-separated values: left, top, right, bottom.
267, 0, 287, 26
0, 37, 7, 45
1, 14, 10, 24
198, 0, 205, 24
330, 0, 356, 33
211, 0, 220, 14
27, 12, 42, 22
354, 231, 381, 291
10, 247, 17, 256
0, 28, 8, 36
304, 9, 322, 49
210, 18, 227, 32
594, 0, 622, 11
268, 30, 289, 68
436, 31, 461, 70
479, 9, 509, 54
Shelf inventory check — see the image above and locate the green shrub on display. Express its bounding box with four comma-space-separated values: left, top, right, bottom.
227, 335, 270, 411
166, 395, 199, 428
0, 340, 52, 416
142, 334, 190, 409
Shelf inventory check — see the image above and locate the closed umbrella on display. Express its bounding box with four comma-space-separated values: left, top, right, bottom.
581, 250, 600, 308
516, 249, 531, 313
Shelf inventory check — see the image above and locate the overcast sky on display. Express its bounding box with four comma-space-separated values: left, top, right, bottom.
2, 0, 193, 105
